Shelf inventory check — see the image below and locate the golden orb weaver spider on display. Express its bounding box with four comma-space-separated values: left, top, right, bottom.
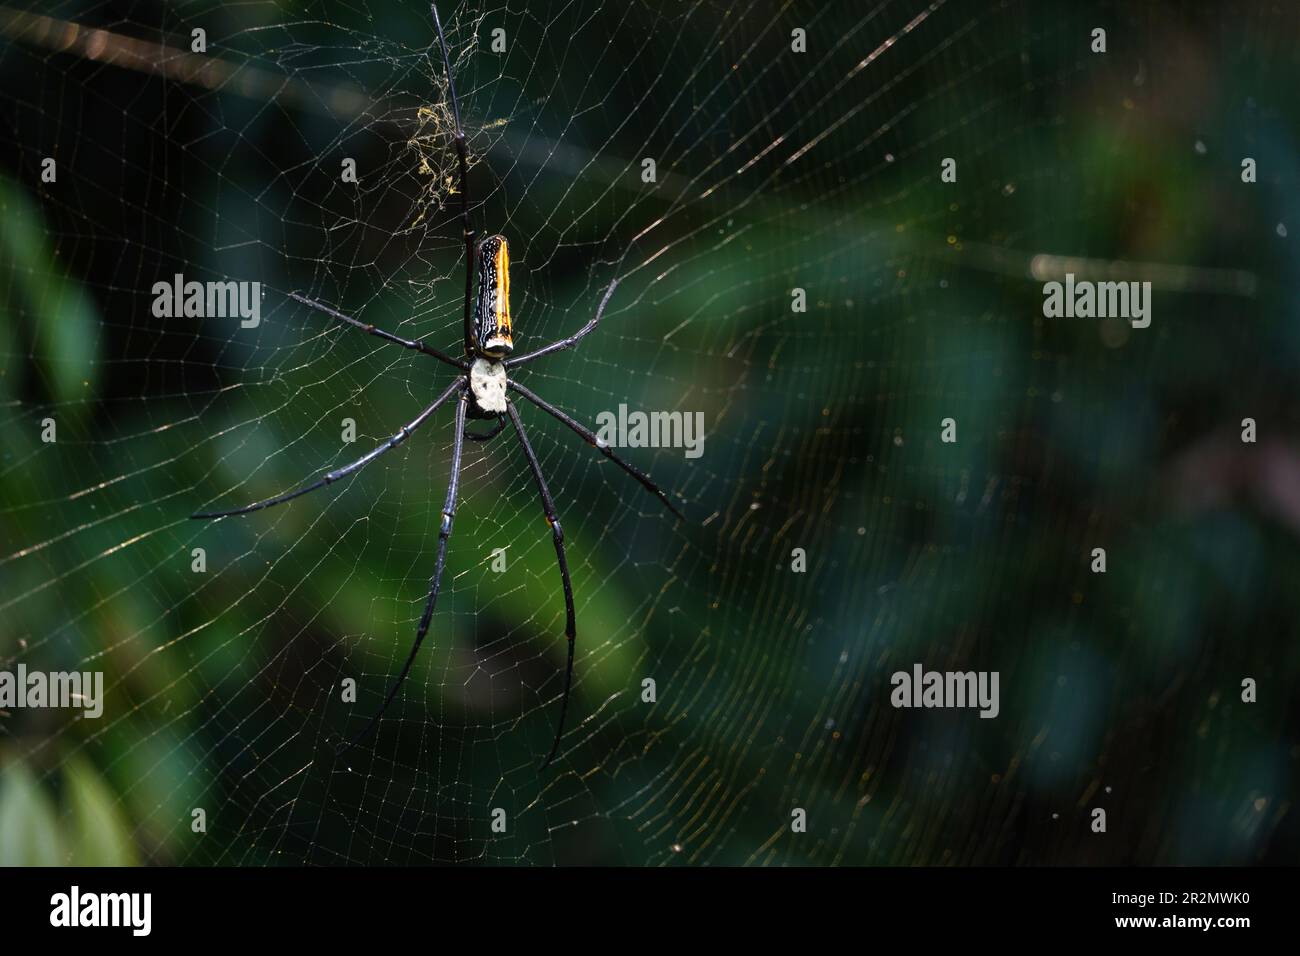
192, 3, 685, 767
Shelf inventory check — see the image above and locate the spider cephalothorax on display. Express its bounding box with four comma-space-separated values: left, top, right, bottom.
469, 354, 508, 414
192, 3, 685, 768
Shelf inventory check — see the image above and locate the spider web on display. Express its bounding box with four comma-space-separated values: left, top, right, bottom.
1, 0, 1297, 866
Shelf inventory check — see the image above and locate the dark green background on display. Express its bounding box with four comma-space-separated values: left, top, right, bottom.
0, 0, 1297, 865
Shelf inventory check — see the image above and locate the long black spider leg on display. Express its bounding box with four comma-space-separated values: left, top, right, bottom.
505, 401, 576, 768
192, 379, 463, 520
507, 381, 686, 521
339, 387, 469, 755
505, 279, 618, 369
430, 3, 477, 356
463, 416, 506, 441
288, 292, 467, 371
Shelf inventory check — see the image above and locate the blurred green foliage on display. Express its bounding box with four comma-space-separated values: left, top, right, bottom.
1, 0, 1298, 866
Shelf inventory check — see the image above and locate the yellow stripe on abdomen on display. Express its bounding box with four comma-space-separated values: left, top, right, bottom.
494, 239, 511, 337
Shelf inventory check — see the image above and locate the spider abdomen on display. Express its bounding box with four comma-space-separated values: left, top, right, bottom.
473, 235, 513, 357
469, 357, 508, 414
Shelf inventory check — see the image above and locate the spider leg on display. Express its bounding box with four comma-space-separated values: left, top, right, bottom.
463, 416, 507, 441
430, 3, 478, 356
191, 379, 463, 520
507, 380, 686, 521
505, 279, 618, 368
341, 387, 470, 753
505, 401, 576, 768
288, 292, 466, 370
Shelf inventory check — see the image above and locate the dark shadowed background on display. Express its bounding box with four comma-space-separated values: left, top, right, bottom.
0, 0, 1297, 865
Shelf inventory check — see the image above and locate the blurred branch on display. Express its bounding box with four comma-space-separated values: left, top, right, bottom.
0, 6, 1259, 297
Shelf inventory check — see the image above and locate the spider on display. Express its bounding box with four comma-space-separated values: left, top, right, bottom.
192, 3, 684, 767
